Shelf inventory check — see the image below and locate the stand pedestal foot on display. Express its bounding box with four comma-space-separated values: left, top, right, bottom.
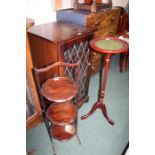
76, 133, 81, 145
125, 53, 129, 71
119, 53, 125, 72
81, 101, 114, 126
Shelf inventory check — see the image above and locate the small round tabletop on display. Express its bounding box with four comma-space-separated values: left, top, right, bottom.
41, 77, 79, 102
90, 37, 129, 54
47, 101, 77, 124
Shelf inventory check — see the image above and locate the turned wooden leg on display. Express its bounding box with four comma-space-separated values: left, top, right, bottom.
81, 101, 100, 120
81, 54, 114, 125
76, 132, 81, 145
99, 102, 114, 125
119, 53, 125, 72
125, 52, 129, 71
99, 54, 114, 125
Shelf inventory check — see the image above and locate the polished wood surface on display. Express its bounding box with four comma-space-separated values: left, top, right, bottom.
90, 37, 129, 54
119, 33, 129, 72
28, 21, 95, 107
26, 18, 43, 129
34, 61, 80, 107
47, 102, 77, 124
116, 7, 129, 35
28, 21, 94, 43
26, 113, 43, 129
86, 8, 120, 74
81, 37, 129, 125
50, 123, 77, 141
42, 77, 79, 102
56, 8, 120, 74
34, 61, 80, 147
86, 8, 120, 36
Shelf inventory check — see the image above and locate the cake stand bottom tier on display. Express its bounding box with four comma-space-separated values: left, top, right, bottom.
50, 123, 77, 141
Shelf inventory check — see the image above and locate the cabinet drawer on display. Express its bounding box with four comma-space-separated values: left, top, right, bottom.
98, 9, 120, 28
86, 8, 120, 29
94, 25, 116, 37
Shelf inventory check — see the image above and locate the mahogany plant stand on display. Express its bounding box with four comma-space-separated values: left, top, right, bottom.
81, 37, 129, 125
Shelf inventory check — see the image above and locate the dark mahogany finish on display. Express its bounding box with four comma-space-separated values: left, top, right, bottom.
50, 123, 77, 141
115, 6, 129, 73
42, 77, 79, 103
34, 61, 80, 108
119, 33, 129, 72
34, 61, 81, 144
56, 8, 120, 75
81, 37, 129, 125
47, 101, 77, 141
47, 102, 77, 124
28, 21, 95, 108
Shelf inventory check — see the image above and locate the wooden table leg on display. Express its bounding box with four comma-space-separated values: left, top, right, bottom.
81, 54, 114, 125
125, 52, 129, 71
119, 53, 125, 72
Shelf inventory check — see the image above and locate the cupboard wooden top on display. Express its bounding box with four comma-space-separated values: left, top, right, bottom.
27, 21, 95, 44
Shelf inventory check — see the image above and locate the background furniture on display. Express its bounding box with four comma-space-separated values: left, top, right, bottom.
57, 8, 120, 74
116, 6, 129, 35
26, 18, 43, 129
115, 6, 129, 72
74, 0, 112, 12
81, 37, 128, 124
119, 32, 129, 72
27, 21, 95, 109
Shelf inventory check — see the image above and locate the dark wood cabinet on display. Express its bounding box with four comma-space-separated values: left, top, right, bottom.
57, 8, 120, 74
27, 21, 95, 108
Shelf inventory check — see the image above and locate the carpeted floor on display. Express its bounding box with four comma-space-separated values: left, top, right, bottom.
26, 54, 129, 155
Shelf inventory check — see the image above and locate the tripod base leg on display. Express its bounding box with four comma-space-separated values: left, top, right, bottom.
81, 101, 99, 120
99, 102, 114, 125
81, 101, 114, 126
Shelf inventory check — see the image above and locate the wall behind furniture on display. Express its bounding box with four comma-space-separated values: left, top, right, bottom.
61, 0, 129, 9
26, 0, 129, 25
112, 0, 128, 8
26, 0, 56, 25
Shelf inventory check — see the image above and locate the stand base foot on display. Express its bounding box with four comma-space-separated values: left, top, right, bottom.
81, 101, 114, 126
76, 133, 81, 145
